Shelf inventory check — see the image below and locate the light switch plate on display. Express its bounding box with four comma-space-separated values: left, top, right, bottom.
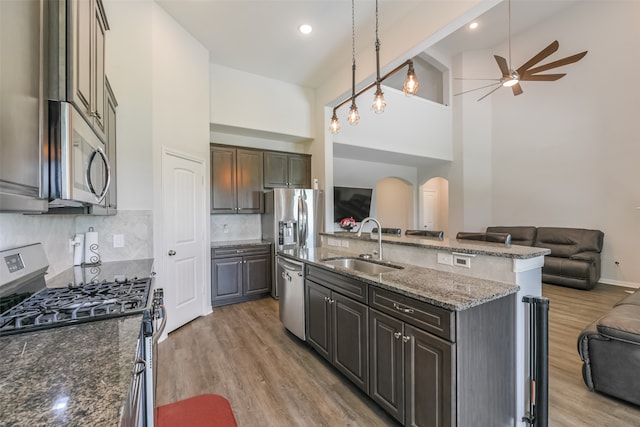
113, 234, 125, 248
340, 240, 349, 248
437, 252, 453, 265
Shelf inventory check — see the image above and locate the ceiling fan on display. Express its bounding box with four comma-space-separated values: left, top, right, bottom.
456, 0, 588, 101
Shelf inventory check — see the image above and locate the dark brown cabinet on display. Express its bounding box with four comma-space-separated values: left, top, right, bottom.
305, 274, 369, 393
211, 244, 271, 306
263, 151, 311, 188
370, 309, 453, 426
210, 145, 263, 214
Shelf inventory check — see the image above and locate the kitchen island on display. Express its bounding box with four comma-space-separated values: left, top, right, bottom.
280, 234, 550, 427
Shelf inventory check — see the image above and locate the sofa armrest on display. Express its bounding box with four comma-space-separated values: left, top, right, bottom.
570, 251, 600, 263
596, 305, 640, 344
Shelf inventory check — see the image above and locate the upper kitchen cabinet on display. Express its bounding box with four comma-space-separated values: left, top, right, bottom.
104, 77, 117, 214
0, 0, 48, 212
264, 151, 311, 189
69, 0, 108, 140
211, 145, 264, 214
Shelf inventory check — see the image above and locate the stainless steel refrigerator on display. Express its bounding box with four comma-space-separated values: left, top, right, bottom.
262, 189, 323, 298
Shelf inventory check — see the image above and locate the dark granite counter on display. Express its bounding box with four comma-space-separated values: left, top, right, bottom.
211, 239, 270, 248
0, 315, 141, 426
279, 247, 519, 311
322, 232, 550, 259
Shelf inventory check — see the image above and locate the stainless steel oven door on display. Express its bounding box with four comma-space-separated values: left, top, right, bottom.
50, 101, 111, 206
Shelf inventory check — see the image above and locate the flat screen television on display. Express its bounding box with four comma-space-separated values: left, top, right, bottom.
334, 186, 373, 223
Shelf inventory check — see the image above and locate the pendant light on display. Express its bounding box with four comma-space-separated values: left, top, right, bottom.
328, 0, 420, 134
371, 0, 386, 114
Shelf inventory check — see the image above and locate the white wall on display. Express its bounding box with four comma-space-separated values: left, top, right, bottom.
210, 63, 314, 140
487, 1, 640, 286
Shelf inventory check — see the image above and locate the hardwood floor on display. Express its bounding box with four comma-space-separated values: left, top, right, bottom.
156, 283, 640, 426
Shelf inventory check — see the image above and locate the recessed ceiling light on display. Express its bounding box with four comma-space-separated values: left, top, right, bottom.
299, 24, 312, 35
469, 22, 479, 30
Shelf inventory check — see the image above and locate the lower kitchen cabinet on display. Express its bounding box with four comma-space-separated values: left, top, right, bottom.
370, 309, 454, 426
303, 265, 516, 427
305, 280, 369, 393
211, 243, 271, 306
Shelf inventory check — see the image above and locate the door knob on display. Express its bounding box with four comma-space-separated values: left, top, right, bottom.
168, 250, 176, 256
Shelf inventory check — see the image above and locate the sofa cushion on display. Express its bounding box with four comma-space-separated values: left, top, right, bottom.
486, 226, 537, 246
614, 290, 640, 308
535, 227, 604, 258
543, 256, 592, 279
596, 305, 640, 344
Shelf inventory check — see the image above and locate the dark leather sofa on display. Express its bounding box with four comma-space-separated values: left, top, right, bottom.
486, 226, 604, 290
577, 288, 640, 406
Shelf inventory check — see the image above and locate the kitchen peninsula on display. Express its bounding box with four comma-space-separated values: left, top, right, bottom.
280, 232, 550, 427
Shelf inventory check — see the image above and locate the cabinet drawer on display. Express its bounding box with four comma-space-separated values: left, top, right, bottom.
212, 244, 271, 258
369, 287, 455, 342
306, 265, 367, 303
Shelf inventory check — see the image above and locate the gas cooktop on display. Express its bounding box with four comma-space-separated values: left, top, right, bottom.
0, 244, 152, 337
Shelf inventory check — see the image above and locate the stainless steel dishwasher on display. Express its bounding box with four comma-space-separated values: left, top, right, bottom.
277, 256, 306, 340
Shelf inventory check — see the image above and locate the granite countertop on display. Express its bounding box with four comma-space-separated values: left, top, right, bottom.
211, 239, 271, 249
0, 315, 141, 426
46, 258, 155, 288
322, 232, 550, 259
279, 247, 519, 311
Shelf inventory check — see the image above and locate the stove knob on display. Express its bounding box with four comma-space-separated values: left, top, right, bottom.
168, 250, 176, 256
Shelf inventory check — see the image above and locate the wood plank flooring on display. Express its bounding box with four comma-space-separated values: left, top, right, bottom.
156, 284, 640, 426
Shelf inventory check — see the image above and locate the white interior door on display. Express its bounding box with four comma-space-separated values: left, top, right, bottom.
162, 150, 206, 333
421, 189, 438, 230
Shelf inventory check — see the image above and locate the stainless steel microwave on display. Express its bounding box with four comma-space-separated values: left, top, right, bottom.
48, 101, 111, 208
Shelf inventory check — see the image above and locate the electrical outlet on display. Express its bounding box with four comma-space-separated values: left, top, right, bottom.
437, 252, 453, 266
223, 224, 229, 234
113, 234, 125, 248
453, 255, 471, 268
327, 238, 340, 247
340, 240, 349, 248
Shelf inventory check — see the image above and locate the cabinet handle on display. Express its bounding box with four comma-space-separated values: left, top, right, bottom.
394, 332, 402, 339
402, 335, 411, 343
324, 296, 330, 302
90, 110, 102, 120
168, 250, 176, 256
393, 303, 415, 314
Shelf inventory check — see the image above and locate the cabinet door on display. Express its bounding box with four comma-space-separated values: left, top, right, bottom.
211, 146, 237, 213
243, 254, 271, 296
105, 78, 117, 213
72, 0, 92, 115
263, 152, 289, 188
236, 149, 263, 213
370, 309, 405, 424
212, 257, 243, 304
332, 292, 369, 393
404, 324, 454, 427
305, 281, 331, 361
92, 2, 106, 138
287, 154, 310, 188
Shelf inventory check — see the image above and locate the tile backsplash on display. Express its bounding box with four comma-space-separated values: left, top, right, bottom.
211, 214, 261, 241
0, 210, 153, 278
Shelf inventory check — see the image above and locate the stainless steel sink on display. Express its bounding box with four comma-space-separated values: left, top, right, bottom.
322, 257, 403, 275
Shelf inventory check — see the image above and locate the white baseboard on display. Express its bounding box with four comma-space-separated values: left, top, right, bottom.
599, 278, 640, 289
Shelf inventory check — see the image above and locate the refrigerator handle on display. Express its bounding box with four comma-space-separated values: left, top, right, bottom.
298, 193, 308, 248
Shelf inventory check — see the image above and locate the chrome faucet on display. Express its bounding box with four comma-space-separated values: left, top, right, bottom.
357, 217, 383, 260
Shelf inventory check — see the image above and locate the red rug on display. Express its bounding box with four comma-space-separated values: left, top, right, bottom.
156, 394, 238, 427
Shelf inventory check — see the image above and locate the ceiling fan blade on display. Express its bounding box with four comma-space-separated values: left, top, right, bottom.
525, 51, 588, 75
520, 73, 566, 81
516, 40, 559, 75
454, 78, 501, 81
494, 55, 510, 76
454, 82, 501, 97
477, 85, 503, 101
511, 83, 523, 96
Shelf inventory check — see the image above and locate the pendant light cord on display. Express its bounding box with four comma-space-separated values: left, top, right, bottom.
375, 0, 381, 82
351, 0, 356, 98
508, 0, 512, 69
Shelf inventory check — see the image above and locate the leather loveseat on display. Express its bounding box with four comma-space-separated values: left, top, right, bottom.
486, 226, 604, 290
577, 288, 640, 406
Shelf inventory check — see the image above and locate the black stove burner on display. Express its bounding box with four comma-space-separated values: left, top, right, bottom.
0, 277, 152, 336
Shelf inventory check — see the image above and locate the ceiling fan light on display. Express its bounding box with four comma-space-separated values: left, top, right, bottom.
372, 85, 386, 114
347, 101, 360, 125
502, 70, 520, 87
329, 112, 341, 134
403, 61, 419, 96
